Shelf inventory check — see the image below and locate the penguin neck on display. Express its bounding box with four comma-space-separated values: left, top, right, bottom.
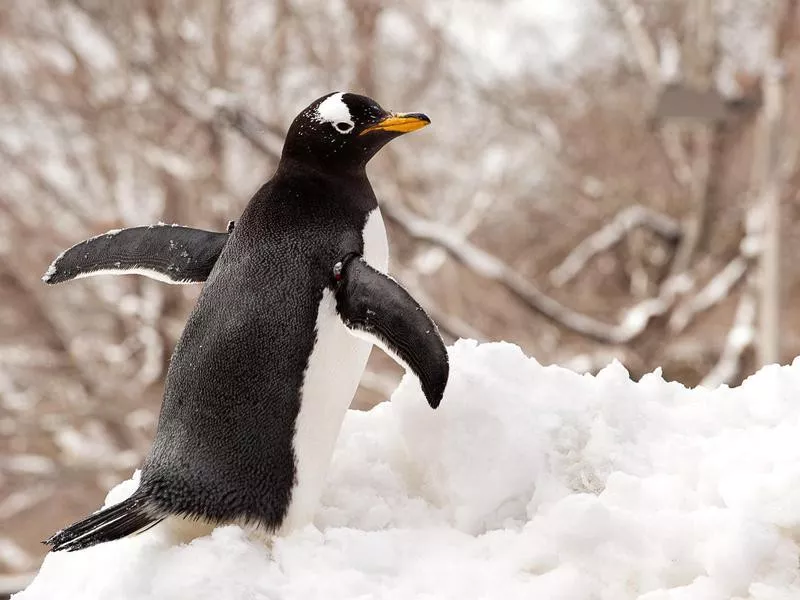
277, 154, 370, 185
273, 155, 379, 213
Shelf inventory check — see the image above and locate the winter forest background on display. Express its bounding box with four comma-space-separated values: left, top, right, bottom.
1, 0, 798, 589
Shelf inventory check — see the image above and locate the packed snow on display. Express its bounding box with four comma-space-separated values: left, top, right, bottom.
16, 340, 800, 599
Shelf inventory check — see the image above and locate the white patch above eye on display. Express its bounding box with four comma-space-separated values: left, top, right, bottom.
316, 92, 354, 133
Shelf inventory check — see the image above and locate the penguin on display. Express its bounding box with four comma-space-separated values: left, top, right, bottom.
44, 92, 448, 552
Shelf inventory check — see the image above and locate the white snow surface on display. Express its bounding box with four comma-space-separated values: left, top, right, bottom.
17, 340, 800, 600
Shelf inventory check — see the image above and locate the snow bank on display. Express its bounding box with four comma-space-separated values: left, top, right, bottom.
17, 340, 800, 599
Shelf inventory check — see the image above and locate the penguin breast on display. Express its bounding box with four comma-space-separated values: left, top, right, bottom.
281, 208, 388, 531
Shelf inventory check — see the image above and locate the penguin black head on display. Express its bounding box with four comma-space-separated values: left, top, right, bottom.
281, 92, 430, 171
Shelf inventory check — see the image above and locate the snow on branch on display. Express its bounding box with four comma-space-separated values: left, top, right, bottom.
616, 274, 692, 339
669, 255, 749, 333
411, 192, 492, 276
700, 287, 756, 387
397, 271, 488, 342
211, 100, 286, 161
549, 204, 682, 287
131, 63, 284, 162
65, 0, 285, 162
606, 0, 698, 191
608, 0, 661, 88
381, 203, 636, 345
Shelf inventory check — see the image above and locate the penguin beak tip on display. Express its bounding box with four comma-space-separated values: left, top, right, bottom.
360, 112, 431, 136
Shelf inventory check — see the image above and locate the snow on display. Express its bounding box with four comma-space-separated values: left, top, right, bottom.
16, 339, 800, 600
40, 260, 58, 283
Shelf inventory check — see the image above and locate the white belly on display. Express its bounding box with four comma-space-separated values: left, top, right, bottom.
280, 208, 388, 532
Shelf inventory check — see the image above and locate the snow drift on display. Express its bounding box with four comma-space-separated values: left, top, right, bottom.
17, 340, 800, 599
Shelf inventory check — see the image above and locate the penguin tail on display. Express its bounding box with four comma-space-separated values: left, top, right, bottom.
44, 492, 164, 552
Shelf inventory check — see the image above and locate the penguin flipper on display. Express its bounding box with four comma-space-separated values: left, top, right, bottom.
42, 224, 231, 285
334, 256, 449, 408
44, 492, 163, 552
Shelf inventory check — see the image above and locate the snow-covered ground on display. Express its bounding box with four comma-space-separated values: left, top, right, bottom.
16, 340, 800, 599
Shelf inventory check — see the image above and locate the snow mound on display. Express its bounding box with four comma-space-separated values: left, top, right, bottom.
17, 340, 800, 600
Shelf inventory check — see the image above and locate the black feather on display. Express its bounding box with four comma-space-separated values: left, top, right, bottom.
45, 493, 163, 552
334, 256, 449, 408
42, 225, 229, 285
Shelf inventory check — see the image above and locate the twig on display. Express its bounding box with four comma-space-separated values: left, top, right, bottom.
700, 285, 756, 387
609, 0, 660, 87
65, 0, 285, 162
549, 204, 682, 287
606, 0, 698, 194
669, 255, 749, 333
617, 275, 692, 339
669, 0, 719, 277
668, 123, 715, 277
659, 125, 694, 188
411, 191, 492, 276
397, 271, 487, 342
382, 203, 635, 344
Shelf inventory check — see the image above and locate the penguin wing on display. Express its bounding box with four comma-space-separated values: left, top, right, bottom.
334, 256, 449, 408
42, 223, 232, 285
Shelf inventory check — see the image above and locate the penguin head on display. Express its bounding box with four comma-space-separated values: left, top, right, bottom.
281, 92, 430, 171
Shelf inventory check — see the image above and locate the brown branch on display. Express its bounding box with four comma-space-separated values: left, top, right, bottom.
65, 0, 285, 162
396, 272, 487, 342
668, 0, 718, 276
669, 255, 749, 333
549, 204, 682, 287
607, 0, 661, 87
700, 282, 756, 387
668, 123, 715, 276
381, 203, 633, 344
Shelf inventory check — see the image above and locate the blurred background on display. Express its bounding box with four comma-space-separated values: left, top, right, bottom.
1, 0, 799, 592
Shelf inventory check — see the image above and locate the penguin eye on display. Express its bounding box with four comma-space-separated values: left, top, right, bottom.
333, 121, 354, 134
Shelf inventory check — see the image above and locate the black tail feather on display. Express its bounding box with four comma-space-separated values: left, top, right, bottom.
44, 493, 164, 552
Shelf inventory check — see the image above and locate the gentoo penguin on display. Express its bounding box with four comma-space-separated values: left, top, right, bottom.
44, 92, 448, 552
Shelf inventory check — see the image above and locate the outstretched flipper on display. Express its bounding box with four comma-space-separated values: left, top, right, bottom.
333, 255, 449, 408
42, 223, 232, 285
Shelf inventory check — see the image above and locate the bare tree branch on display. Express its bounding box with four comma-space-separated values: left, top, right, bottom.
667, 0, 718, 277
66, 0, 285, 162
701, 284, 757, 387
396, 271, 487, 342
608, 0, 661, 87
549, 204, 682, 287
669, 256, 749, 333
382, 203, 636, 344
